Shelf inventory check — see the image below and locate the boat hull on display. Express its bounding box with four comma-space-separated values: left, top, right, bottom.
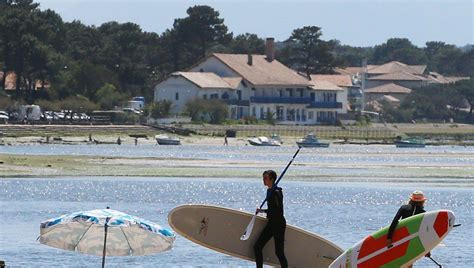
296, 141, 330, 148
247, 137, 281, 146
156, 139, 181, 145
394, 142, 425, 148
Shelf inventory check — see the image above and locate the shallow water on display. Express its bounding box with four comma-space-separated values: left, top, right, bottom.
1, 144, 473, 166
0, 177, 472, 267
1, 144, 472, 266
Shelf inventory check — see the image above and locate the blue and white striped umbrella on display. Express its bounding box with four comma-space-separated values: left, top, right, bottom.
39, 208, 175, 264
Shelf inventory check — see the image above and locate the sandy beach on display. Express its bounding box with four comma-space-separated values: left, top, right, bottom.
1, 134, 473, 186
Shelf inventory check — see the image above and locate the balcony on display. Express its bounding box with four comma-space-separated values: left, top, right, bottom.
225, 99, 250, 106
250, 96, 311, 104
307, 102, 342, 109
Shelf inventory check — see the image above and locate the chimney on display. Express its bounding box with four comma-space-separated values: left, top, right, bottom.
247, 54, 253, 66
265, 37, 275, 62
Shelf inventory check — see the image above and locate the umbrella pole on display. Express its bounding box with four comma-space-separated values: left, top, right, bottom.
102, 217, 110, 268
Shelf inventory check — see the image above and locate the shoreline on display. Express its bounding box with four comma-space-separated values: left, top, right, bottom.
1, 123, 474, 146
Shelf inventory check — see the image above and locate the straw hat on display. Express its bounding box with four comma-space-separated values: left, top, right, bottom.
410, 190, 427, 202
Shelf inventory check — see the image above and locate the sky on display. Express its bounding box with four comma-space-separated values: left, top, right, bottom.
36, 0, 473, 47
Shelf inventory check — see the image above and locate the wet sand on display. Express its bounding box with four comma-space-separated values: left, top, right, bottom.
1, 141, 473, 186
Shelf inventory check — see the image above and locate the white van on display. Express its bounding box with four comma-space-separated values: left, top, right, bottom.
19, 105, 42, 121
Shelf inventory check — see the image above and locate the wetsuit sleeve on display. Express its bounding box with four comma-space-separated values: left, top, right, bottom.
387, 207, 403, 240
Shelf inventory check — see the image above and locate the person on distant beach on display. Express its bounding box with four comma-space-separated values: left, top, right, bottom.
387, 190, 430, 268
254, 170, 288, 268
134, 137, 138, 146
223, 134, 228, 146
117, 136, 121, 145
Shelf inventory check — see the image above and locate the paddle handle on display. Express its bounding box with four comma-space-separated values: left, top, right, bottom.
258, 147, 301, 209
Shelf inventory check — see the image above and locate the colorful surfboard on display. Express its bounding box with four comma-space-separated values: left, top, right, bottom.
169, 204, 343, 267
329, 210, 455, 268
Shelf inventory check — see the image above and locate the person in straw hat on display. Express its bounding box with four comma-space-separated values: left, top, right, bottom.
387, 190, 430, 267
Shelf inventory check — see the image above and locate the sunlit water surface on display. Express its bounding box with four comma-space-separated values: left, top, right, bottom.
1, 144, 473, 166
1, 177, 472, 267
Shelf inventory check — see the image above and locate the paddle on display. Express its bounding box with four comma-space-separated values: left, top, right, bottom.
428, 256, 442, 268
424, 223, 460, 268
240, 147, 301, 241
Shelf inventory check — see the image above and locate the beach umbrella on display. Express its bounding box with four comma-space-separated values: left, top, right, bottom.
38, 208, 176, 267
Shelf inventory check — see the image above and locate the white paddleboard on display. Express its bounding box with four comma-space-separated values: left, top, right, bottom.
168, 204, 343, 267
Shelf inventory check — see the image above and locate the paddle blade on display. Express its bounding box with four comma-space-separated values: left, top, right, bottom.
240, 214, 257, 241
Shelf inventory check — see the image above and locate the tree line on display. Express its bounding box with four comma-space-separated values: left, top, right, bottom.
0, 0, 473, 122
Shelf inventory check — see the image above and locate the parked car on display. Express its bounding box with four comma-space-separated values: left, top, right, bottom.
0, 111, 9, 119
0, 111, 9, 123
122, 108, 143, 115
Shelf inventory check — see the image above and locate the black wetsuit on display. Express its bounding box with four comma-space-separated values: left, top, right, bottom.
388, 204, 426, 240
253, 187, 288, 268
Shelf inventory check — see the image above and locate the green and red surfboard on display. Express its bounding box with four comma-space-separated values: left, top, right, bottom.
329, 210, 455, 268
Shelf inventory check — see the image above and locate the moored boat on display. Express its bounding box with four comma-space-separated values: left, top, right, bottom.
394, 136, 425, 148
155, 134, 181, 145
296, 133, 330, 148
247, 136, 281, 146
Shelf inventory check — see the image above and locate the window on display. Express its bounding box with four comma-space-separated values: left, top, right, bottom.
252, 107, 256, 116
221, 92, 229, 99
279, 90, 283, 97
203, 94, 207, 99
298, 88, 304, 97
308, 111, 313, 119
237, 90, 242, 100
286, 88, 293, 97
175, 92, 179, 100
210, 93, 218, 99
276, 106, 284, 120
323, 92, 336, 102
238, 107, 243, 118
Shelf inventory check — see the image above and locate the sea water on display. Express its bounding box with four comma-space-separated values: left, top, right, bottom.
0, 177, 472, 267
0, 144, 473, 267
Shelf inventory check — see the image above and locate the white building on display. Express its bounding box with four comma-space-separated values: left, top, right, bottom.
154, 38, 348, 124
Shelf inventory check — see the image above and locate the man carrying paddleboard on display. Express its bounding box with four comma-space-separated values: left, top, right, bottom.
253, 170, 288, 268
387, 190, 431, 267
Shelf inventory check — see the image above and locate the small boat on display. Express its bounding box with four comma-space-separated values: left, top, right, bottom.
270, 133, 283, 144
247, 136, 281, 146
296, 133, 330, 148
155, 134, 181, 145
394, 136, 425, 148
